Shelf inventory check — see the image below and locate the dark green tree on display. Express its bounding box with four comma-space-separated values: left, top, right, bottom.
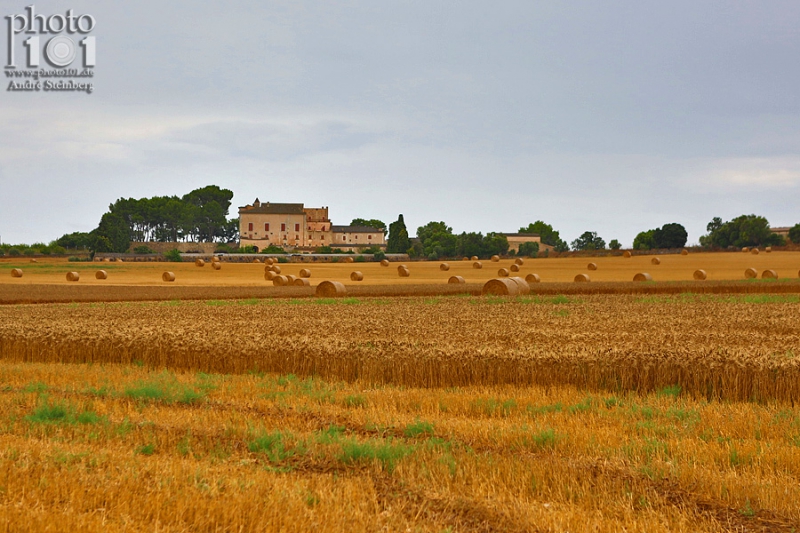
386, 214, 410, 253
700, 215, 785, 248
633, 230, 656, 250
93, 213, 131, 253
788, 223, 800, 244
571, 231, 606, 251
519, 221, 568, 251
608, 239, 621, 250
481, 233, 510, 257
416, 221, 458, 259
55, 231, 94, 249
350, 218, 387, 232
653, 223, 688, 249
517, 241, 540, 257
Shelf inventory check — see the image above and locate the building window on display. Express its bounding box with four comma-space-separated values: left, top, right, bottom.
295, 223, 300, 232
295, 235, 299, 240
248, 222, 253, 231
281, 223, 286, 232
321, 235, 324, 240
355, 235, 358, 240
368, 235, 372, 240
265, 223, 269, 232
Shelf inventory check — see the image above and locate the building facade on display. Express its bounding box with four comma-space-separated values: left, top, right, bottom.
238, 199, 385, 251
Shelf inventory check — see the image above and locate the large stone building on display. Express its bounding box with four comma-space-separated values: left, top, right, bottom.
238, 199, 386, 251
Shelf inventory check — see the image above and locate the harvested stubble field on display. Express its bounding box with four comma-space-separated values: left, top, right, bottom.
2, 254, 800, 531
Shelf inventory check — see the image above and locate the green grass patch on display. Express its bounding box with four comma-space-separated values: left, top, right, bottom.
343, 394, 367, 408
403, 419, 434, 438
22, 381, 48, 393
472, 397, 517, 417
338, 438, 414, 472
124, 372, 205, 405
656, 384, 682, 399
135, 443, 156, 456
26, 397, 104, 426
527, 428, 558, 450
248, 430, 305, 463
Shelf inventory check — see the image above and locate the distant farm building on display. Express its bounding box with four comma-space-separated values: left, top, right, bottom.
501, 233, 550, 253
238, 199, 386, 252
770, 227, 792, 242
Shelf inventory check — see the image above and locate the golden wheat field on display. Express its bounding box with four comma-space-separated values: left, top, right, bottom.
1, 253, 800, 531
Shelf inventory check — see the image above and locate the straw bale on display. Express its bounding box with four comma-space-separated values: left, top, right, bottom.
751, 248, 760, 255
574, 273, 590, 283
265, 271, 277, 281
744, 268, 757, 279
272, 275, 289, 286
587, 262, 597, 271
514, 258, 524, 266
623, 251, 632, 258
471, 256, 479, 261
162, 271, 176, 282
195, 259, 205, 267
525, 273, 540, 283
473, 261, 482, 269
95, 270, 107, 280
316, 280, 346, 297
693, 269, 707, 280
448, 275, 465, 284
762, 269, 778, 279
482, 278, 519, 296
498, 268, 509, 277
66, 272, 80, 282
253, 258, 261, 263
491, 255, 500, 262
742, 247, 749, 253
380, 259, 390, 266
286, 275, 298, 284
350, 271, 363, 281
299, 268, 311, 278
397, 265, 410, 277
30, 259, 37, 263
345, 256, 354, 263
651, 257, 661, 265
116, 258, 123, 262
211, 262, 221, 270
10, 269, 22, 278
462, 257, 469, 261
510, 264, 520, 272
266, 258, 274, 265
270, 265, 281, 274
633, 272, 652, 282
439, 263, 450, 271
766, 246, 772, 253
293, 278, 310, 286
681, 249, 689, 255
508, 276, 531, 295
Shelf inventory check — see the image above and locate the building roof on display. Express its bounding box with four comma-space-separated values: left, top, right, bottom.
770, 227, 792, 232
239, 201, 305, 215
502, 233, 541, 237
331, 225, 383, 233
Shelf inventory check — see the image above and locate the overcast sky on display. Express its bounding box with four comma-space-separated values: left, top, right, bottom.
2, 1, 799, 246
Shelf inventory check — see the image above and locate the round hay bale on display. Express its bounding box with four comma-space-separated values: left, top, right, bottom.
253, 258, 261, 263
766, 246, 772, 253
116, 258, 124, 263
525, 273, 540, 283
472, 261, 482, 269
448, 275, 465, 284
498, 268, 510, 277
66, 271, 80, 282
266, 258, 274, 266
742, 247, 749, 253
299, 268, 311, 278
345, 256, 354, 263
491, 255, 500, 262
350, 271, 363, 281
272, 275, 289, 286
30, 258, 37, 263
398, 266, 410, 277
681, 249, 689, 256
316, 280, 346, 297
509, 276, 531, 295
270, 265, 281, 274
574, 273, 590, 283
162, 271, 176, 282
265, 271, 277, 281
462, 257, 470, 261
623, 250, 632, 258
482, 278, 519, 296
651, 257, 661, 265
95, 270, 107, 280
10, 269, 22, 278
293, 278, 310, 286
633, 272, 652, 282
744, 267, 758, 279
762, 269, 778, 279
104, 258, 111, 262
510, 264, 520, 272
514, 258, 524, 266
211, 261, 221, 270
380, 259, 390, 266
195, 259, 205, 267
587, 262, 597, 271
439, 263, 450, 271
751, 248, 760, 255
693, 269, 707, 281
471, 256, 479, 261
286, 275, 298, 284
